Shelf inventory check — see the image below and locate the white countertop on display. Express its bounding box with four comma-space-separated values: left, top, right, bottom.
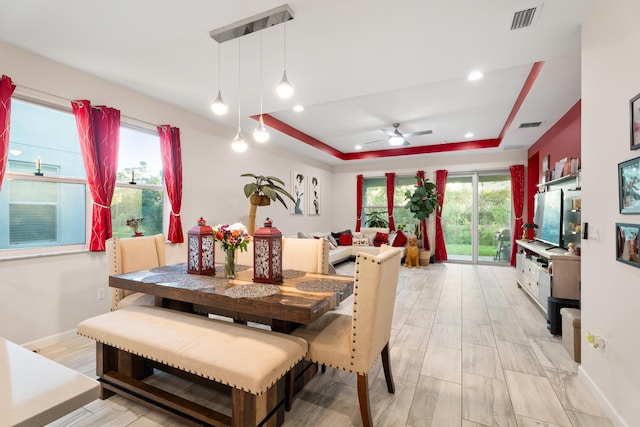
0, 337, 99, 427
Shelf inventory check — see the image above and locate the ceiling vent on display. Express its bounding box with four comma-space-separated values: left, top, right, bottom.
510, 7, 538, 30
502, 145, 526, 151
519, 121, 542, 128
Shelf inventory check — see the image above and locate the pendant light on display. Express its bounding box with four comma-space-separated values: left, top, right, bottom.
232, 39, 248, 153
276, 22, 294, 99
211, 43, 228, 115
253, 31, 270, 143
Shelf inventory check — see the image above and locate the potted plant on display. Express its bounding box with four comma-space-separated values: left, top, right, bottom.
364, 210, 389, 228
522, 223, 538, 240
404, 176, 439, 262
242, 173, 295, 234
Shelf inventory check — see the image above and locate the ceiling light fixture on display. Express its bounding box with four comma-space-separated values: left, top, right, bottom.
232, 39, 247, 153
276, 22, 294, 98
468, 70, 483, 81
388, 128, 405, 146
211, 43, 228, 115
293, 104, 304, 112
355, 145, 362, 150
465, 132, 474, 138
253, 32, 270, 143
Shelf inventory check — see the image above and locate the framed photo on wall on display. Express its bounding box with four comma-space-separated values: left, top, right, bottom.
307, 175, 320, 215
618, 156, 640, 214
615, 223, 640, 268
291, 171, 305, 215
631, 93, 640, 150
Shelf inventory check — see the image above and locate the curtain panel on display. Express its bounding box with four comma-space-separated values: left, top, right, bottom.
158, 125, 184, 243
416, 171, 430, 250
385, 172, 396, 231
0, 75, 16, 192
355, 174, 364, 232
72, 100, 120, 251
435, 169, 448, 261
510, 165, 525, 266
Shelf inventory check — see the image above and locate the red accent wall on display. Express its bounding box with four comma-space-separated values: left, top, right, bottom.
526, 100, 581, 227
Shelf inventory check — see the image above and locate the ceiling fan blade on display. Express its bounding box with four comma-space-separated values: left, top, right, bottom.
364, 138, 386, 145
403, 129, 433, 138
380, 128, 395, 136
402, 140, 410, 147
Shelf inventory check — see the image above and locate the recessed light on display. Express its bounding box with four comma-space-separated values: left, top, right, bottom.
467, 70, 483, 81
355, 145, 362, 150
293, 105, 304, 112
9, 149, 22, 156
464, 132, 474, 138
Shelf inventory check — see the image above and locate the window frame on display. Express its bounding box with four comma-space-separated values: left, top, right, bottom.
361, 175, 420, 230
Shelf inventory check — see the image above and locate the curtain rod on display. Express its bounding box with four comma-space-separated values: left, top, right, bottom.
12, 82, 162, 131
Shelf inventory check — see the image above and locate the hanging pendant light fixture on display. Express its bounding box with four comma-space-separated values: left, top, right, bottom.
211, 43, 228, 115
232, 38, 248, 153
253, 32, 270, 143
276, 22, 294, 99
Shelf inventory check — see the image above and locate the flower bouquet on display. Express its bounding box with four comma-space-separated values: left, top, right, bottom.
212, 222, 252, 278
126, 217, 144, 237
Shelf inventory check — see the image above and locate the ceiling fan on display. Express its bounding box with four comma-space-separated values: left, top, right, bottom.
365, 123, 433, 147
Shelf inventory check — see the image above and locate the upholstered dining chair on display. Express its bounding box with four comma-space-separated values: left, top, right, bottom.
290, 247, 402, 427
106, 234, 166, 311
282, 237, 330, 274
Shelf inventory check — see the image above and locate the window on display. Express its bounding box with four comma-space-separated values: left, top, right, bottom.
362, 175, 419, 231
0, 98, 165, 253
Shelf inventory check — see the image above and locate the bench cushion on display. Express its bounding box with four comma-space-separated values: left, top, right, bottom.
77, 306, 307, 395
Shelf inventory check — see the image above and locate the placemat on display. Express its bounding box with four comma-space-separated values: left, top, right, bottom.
296, 279, 352, 293
141, 273, 228, 289
224, 284, 280, 299
150, 264, 187, 273
216, 264, 251, 273
282, 269, 306, 279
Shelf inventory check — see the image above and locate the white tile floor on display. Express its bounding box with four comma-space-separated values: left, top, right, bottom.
41, 262, 613, 426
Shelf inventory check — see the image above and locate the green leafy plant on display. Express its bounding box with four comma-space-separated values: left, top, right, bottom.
404, 177, 439, 220
364, 211, 389, 228
241, 173, 295, 234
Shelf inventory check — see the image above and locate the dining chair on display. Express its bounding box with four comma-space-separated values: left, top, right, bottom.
106, 234, 166, 311
290, 247, 402, 427
282, 237, 330, 274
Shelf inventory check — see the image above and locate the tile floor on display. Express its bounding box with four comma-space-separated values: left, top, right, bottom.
40, 262, 613, 426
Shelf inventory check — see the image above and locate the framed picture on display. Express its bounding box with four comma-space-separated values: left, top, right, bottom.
307, 175, 320, 215
631, 92, 640, 150
615, 223, 640, 268
291, 171, 305, 215
618, 156, 640, 214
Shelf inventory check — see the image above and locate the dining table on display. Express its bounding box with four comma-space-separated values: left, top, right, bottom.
108, 263, 354, 334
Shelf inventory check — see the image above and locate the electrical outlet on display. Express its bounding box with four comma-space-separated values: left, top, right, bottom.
97, 288, 105, 300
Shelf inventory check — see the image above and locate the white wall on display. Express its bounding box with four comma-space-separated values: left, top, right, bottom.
581, 2, 640, 426
0, 41, 333, 344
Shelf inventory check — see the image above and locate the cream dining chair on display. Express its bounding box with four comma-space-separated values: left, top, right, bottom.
106, 234, 166, 311
290, 246, 402, 427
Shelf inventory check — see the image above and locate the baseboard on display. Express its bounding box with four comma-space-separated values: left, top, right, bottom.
578, 366, 628, 427
21, 328, 77, 352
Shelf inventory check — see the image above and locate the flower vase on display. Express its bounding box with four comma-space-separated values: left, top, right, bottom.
225, 248, 236, 279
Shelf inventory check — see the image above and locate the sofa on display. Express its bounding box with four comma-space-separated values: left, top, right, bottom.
296, 228, 410, 265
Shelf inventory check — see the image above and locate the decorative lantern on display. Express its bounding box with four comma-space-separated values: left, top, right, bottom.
187, 217, 216, 275
253, 218, 283, 284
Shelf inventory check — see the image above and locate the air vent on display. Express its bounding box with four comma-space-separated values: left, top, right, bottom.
503, 145, 525, 151
519, 121, 542, 128
510, 7, 537, 30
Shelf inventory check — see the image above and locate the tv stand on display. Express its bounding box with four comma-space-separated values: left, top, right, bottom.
515, 240, 580, 330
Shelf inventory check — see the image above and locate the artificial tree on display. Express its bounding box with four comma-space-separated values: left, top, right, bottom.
241, 173, 295, 234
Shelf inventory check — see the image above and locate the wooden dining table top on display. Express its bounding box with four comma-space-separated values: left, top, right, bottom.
109, 264, 354, 333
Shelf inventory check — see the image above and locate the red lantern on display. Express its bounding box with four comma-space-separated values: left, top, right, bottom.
187, 217, 216, 275
253, 218, 283, 284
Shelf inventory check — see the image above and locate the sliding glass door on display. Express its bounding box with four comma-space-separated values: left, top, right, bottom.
442, 172, 512, 263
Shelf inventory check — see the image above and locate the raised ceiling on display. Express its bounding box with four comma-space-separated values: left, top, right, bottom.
0, 0, 594, 165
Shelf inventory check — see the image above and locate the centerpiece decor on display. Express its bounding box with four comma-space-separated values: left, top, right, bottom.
187, 217, 216, 276
126, 217, 144, 237
213, 222, 252, 279
253, 218, 283, 284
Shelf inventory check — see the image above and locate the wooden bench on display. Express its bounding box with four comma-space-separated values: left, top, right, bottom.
77, 305, 307, 427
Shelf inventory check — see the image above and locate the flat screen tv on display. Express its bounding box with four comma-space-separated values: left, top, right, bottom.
534, 189, 563, 247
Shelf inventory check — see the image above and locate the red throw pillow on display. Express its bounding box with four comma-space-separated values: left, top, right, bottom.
373, 232, 388, 247
393, 230, 407, 247
339, 234, 353, 246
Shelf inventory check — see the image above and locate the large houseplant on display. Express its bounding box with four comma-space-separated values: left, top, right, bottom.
404, 175, 439, 256
364, 210, 389, 228
242, 173, 295, 234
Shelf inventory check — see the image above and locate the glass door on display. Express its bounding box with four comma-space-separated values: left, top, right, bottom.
442, 172, 512, 263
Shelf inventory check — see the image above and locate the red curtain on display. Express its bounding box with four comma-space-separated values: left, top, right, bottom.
0, 75, 16, 192
416, 171, 430, 250
355, 174, 364, 231
72, 100, 120, 251
435, 169, 448, 261
385, 172, 396, 231
510, 165, 525, 265
158, 125, 184, 243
